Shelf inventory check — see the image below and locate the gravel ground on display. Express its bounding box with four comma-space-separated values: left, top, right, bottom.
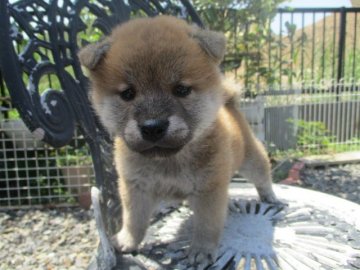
300, 163, 360, 204
0, 163, 359, 270
0, 208, 98, 270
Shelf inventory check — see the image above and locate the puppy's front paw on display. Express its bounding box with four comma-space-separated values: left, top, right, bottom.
187, 244, 217, 268
111, 229, 138, 253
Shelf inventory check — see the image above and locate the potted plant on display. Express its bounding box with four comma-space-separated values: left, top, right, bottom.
57, 146, 94, 208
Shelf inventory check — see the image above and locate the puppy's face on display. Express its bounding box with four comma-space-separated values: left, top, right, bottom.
79, 16, 226, 157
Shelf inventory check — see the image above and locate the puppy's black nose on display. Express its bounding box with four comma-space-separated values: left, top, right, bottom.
140, 119, 169, 142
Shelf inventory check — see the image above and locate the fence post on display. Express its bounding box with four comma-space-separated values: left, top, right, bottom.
337, 7, 347, 86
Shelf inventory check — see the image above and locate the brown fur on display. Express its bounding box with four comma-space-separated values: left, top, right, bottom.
79, 15, 279, 266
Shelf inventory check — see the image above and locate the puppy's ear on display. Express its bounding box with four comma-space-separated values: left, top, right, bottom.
78, 39, 111, 70
192, 27, 226, 63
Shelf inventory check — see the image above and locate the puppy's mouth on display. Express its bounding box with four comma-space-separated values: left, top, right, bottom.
123, 120, 192, 157
139, 145, 184, 157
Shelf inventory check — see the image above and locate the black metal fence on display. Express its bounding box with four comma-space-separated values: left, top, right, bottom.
231, 7, 360, 95
228, 7, 360, 153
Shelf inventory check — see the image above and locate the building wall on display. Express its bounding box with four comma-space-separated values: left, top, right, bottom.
351, 0, 360, 7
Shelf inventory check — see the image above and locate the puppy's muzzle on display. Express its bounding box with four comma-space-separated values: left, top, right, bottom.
139, 119, 169, 142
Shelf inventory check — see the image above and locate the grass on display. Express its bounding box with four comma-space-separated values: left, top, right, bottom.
271, 138, 360, 160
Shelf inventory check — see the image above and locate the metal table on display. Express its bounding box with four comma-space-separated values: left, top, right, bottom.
90, 183, 360, 270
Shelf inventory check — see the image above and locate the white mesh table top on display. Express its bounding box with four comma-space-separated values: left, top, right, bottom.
92, 184, 360, 270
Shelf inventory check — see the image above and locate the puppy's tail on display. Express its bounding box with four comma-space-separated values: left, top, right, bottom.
222, 78, 242, 108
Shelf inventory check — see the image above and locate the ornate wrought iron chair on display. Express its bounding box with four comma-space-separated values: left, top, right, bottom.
1, 1, 360, 269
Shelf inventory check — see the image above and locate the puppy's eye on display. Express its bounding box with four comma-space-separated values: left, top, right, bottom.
119, 87, 136, 101
173, 84, 192, 98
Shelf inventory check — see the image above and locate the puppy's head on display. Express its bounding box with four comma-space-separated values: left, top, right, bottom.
78, 16, 226, 157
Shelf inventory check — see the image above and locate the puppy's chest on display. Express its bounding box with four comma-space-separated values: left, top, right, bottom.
123, 158, 206, 197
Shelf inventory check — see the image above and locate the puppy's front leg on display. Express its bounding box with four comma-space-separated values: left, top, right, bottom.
188, 183, 228, 266
112, 179, 156, 253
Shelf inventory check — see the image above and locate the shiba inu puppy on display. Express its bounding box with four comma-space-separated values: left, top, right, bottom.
78, 15, 279, 266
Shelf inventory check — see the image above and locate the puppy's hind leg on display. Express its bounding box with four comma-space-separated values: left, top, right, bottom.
112, 179, 157, 253
240, 140, 279, 204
